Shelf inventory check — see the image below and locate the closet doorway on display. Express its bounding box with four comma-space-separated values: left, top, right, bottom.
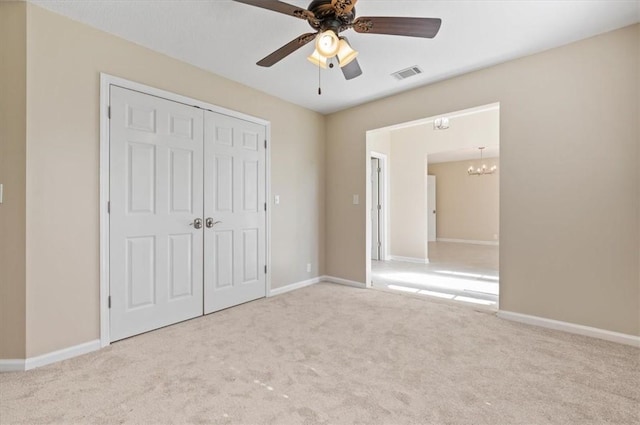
104, 81, 269, 342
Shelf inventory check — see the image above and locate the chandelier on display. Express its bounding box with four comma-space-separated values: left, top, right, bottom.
468, 147, 497, 176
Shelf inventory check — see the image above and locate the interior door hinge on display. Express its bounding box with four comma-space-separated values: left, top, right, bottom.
264, 202, 267, 211
108, 296, 111, 309
264, 265, 267, 274
377, 167, 381, 173
377, 204, 382, 210
107, 201, 110, 214
378, 241, 382, 247
107, 106, 111, 119
264, 140, 267, 149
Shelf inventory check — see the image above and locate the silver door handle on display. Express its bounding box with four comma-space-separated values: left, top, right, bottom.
190, 218, 203, 229
206, 218, 222, 228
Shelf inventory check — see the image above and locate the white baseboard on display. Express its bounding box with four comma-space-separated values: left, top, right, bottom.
0, 339, 101, 372
269, 275, 367, 297
437, 238, 499, 246
389, 255, 429, 264
497, 310, 640, 347
323, 276, 367, 289
269, 276, 322, 297
0, 359, 25, 372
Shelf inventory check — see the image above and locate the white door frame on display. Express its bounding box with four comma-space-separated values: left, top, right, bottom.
427, 174, 437, 242
99, 73, 271, 347
365, 150, 389, 288
370, 157, 380, 260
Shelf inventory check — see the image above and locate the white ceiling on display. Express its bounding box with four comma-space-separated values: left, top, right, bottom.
380, 104, 500, 164
30, 0, 639, 114
427, 146, 499, 164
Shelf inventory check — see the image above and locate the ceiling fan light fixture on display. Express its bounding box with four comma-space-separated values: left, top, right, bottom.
307, 48, 328, 69
315, 30, 340, 58
337, 38, 358, 67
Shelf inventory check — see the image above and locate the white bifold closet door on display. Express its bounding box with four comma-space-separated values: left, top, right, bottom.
109, 86, 267, 342
109, 86, 204, 342
203, 111, 266, 314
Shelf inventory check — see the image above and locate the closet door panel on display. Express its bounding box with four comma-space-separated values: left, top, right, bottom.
110, 86, 204, 342
203, 112, 266, 314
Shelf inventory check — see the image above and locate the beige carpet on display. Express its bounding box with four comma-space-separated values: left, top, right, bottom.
1, 283, 638, 424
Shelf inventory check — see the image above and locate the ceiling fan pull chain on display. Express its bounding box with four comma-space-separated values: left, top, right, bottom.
318, 59, 322, 95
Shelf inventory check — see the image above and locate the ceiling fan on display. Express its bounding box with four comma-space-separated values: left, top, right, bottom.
233, 0, 442, 80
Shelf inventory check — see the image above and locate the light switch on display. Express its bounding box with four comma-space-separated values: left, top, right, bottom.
352, 194, 359, 205
274, 195, 280, 205
0, 184, 3, 204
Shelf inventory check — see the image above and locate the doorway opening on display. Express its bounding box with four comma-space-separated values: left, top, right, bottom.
365, 103, 500, 308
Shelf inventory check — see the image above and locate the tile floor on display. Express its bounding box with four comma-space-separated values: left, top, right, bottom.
372, 242, 499, 307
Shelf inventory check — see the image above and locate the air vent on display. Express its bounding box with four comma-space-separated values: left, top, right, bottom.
391, 66, 423, 81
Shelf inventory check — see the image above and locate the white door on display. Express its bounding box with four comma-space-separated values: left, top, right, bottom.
427, 175, 437, 242
371, 158, 380, 260
110, 86, 204, 341
203, 111, 266, 314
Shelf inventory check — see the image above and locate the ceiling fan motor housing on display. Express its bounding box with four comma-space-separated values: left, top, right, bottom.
308, 0, 356, 33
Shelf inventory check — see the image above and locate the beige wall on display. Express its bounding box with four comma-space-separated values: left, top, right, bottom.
327, 24, 640, 336
368, 130, 391, 157
389, 129, 429, 260
429, 158, 499, 242
0, 1, 27, 359
21, 4, 325, 357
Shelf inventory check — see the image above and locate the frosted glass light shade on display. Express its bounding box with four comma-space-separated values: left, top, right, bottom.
337, 38, 358, 67
307, 48, 328, 68
315, 30, 340, 57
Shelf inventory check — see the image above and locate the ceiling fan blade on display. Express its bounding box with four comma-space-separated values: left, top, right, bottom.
233, 0, 316, 22
257, 33, 317, 67
353, 17, 442, 38
341, 57, 363, 80
331, 0, 358, 16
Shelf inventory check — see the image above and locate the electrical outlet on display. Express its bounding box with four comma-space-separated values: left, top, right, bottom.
274, 195, 280, 205
306, 263, 311, 273
352, 194, 359, 205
